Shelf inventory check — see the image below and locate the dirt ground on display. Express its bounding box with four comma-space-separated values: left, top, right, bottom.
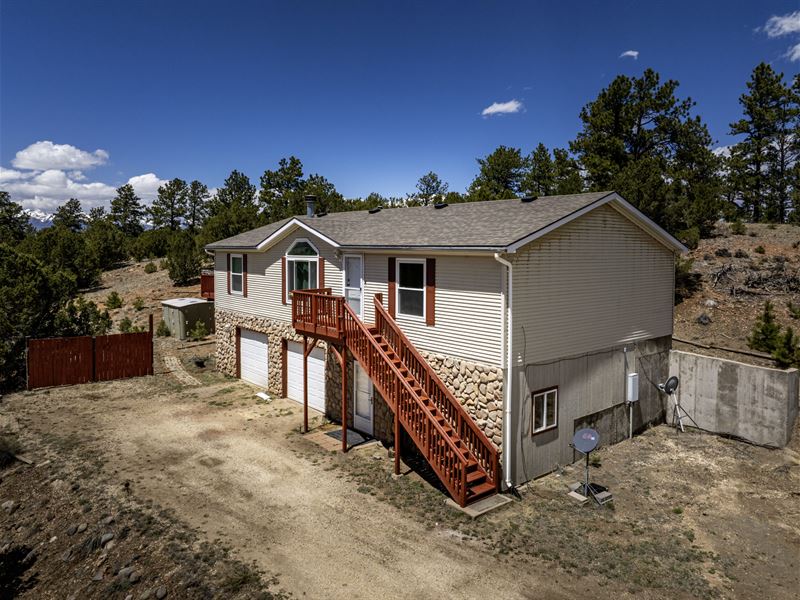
2, 355, 798, 598
674, 222, 800, 366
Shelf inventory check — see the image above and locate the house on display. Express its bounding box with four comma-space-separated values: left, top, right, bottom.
204, 191, 685, 506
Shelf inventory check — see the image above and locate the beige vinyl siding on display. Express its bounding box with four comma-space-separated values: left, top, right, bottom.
510, 203, 675, 365
214, 230, 342, 321
361, 254, 503, 366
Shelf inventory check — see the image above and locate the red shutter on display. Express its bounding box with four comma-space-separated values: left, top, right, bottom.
243, 254, 248, 297
388, 257, 396, 318
319, 257, 325, 290
425, 258, 436, 326
226, 253, 231, 295
281, 256, 287, 305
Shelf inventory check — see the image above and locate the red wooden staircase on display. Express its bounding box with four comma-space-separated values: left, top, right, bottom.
293, 290, 500, 506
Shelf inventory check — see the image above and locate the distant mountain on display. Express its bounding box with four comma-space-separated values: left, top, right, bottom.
25, 209, 55, 230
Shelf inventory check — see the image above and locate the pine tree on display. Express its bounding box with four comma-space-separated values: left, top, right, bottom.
52, 198, 86, 231
467, 146, 525, 201
110, 184, 146, 237
185, 180, 209, 232
522, 144, 555, 196
258, 157, 305, 221
208, 170, 257, 217
167, 231, 201, 286
198, 171, 260, 247
728, 63, 798, 223
748, 300, 781, 353
570, 69, 720, 234
552, 148, 584, 195
413, 171, 449, 206
772, 327, 799, 368
0, 191, 32, 242
150, 178, 188, 230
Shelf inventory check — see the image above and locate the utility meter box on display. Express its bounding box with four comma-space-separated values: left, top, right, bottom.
626, 372, 639, 403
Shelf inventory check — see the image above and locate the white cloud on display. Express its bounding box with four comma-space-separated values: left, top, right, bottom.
11, 140, 109, 171
763, 10, 800, 38
0, 167, 35, 183
787, 42, 800, 62
481, 99, 523, 117
1, 169, 117, 212
619, 50, 639, 60
127, 173, 168, 203
1, 141, 168, 212
760, 11, 800, 62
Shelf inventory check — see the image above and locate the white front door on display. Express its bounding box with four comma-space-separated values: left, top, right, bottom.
287, 341, 326, 413
240, 329, 269, 388
343, 255, 363, 317
353, 362, 373, 435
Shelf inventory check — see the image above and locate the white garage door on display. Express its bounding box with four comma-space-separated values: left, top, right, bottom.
240, 329, 269, 388
287, 341, 326, 413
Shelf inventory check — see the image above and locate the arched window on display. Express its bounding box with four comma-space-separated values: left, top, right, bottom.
286, 239, 319, 300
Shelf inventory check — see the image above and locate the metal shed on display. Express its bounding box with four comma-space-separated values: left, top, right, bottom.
161, 298, 215, 340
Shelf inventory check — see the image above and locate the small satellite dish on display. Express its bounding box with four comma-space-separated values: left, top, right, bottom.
661, 376, 679, 395
572, 428, 600, 454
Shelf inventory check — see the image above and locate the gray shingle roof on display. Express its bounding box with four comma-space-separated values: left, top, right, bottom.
205, 191, 615, 251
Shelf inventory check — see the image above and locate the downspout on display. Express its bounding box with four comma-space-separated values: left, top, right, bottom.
494, 253, 514, 491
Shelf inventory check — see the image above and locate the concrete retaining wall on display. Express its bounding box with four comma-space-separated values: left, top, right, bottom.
669, 350, 799, 447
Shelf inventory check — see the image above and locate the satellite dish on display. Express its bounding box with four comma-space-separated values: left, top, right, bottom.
572, 428, 600, 454
663, 376, 679, 395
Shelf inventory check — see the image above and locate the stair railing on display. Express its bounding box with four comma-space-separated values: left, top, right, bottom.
341, 302, 469, 505
372, 295, 500, 489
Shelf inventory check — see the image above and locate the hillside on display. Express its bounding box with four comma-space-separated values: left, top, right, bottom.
82, 261, 203, 334
674, 222, 800, 366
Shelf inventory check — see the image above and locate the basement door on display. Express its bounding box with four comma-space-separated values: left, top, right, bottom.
239, 329, 269, 388
354, 362, 373, 435
287, 341, 326, 413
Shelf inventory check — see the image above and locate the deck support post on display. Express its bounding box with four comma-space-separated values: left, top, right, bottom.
394, 407, 400, 475
302, 335, 311, 433
340, 344, 348, 453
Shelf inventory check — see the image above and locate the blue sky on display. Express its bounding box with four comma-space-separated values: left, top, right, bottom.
1, 1, 799, 212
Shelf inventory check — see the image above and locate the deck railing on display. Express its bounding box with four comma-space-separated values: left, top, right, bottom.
291, 289, 344, 340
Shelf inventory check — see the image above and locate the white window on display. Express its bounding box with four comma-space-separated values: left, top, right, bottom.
230, 254, 243, 294
396, 259, 425, 318
532, 387, 558, 434
286, 239, 318, 301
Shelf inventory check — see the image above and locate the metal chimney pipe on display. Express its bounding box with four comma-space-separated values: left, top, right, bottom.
305, 194, 316, 218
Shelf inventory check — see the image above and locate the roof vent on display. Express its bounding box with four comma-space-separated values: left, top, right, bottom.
521, 195, 537, 203
368, 206, 382, 214
315, 210, 328, 218
433, 202, 448, 209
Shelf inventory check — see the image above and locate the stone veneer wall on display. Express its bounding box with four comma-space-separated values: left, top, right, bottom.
326, 356, 395, 444
419, 351, 504, 449
215, 308, 326, 397
216, 307, 503, 451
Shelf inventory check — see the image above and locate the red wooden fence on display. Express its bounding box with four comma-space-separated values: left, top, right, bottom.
200, 270, 214, 300
27, 315, 154, 390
